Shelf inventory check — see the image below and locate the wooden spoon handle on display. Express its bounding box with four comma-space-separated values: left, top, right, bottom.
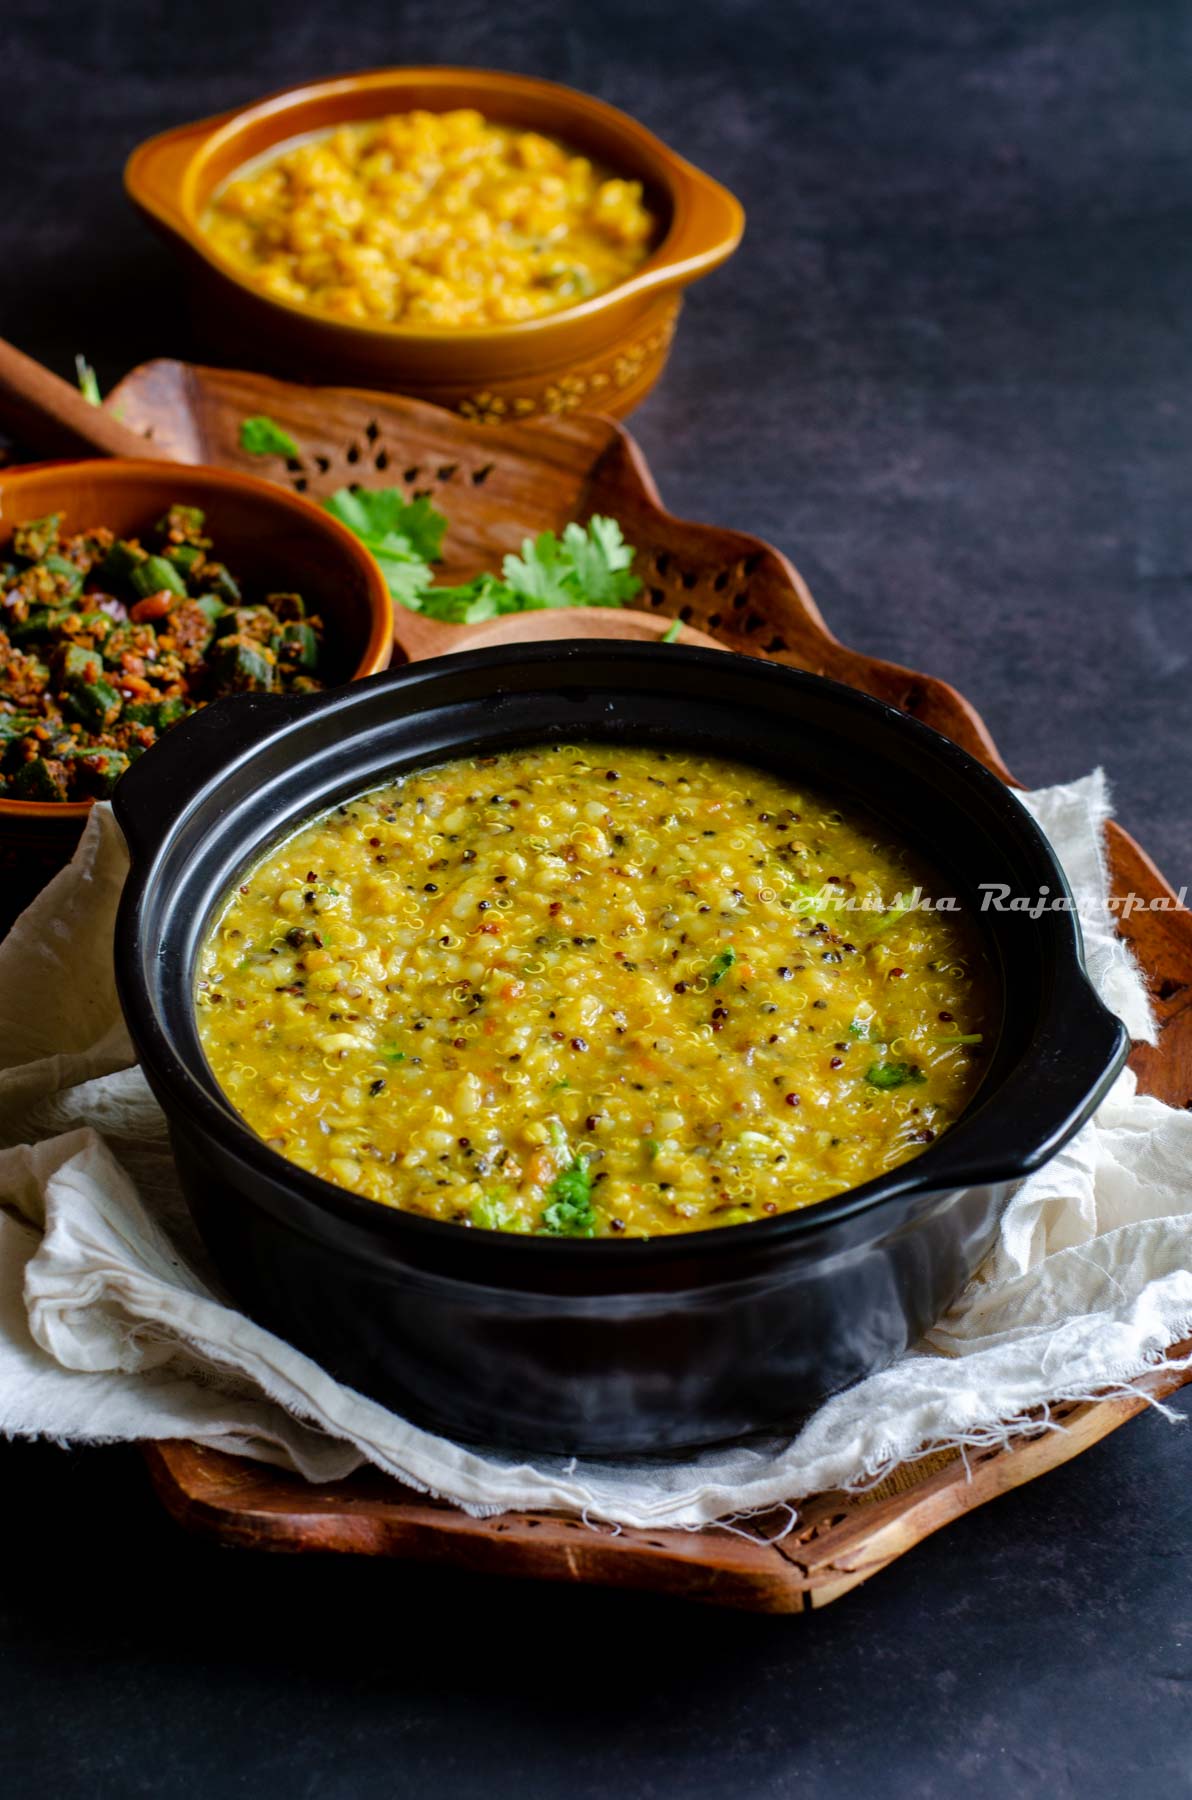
0, 336, 174, 462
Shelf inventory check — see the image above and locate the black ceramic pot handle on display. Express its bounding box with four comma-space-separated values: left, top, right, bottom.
909, 975, 1129, 1195
112, 690, 312, 867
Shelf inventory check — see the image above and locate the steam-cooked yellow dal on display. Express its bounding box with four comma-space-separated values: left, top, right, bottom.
196, 746, 993, 1238
202, 109, 656, 326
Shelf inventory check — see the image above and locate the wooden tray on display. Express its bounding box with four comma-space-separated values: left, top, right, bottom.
85, 360, 1192, 1610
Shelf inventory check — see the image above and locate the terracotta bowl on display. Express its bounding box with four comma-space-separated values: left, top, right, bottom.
124, 66, 744, 420
0, 459, 393, 929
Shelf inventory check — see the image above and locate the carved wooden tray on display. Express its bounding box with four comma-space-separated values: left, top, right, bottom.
87, 360, 1192, 1610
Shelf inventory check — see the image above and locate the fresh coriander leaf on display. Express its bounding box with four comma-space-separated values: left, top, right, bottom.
381, 1046, 406, 1064
502, 514, 641, 610
240, 415, 301, 460
502, 529, 574, 608
847, 1016, 874, 1040
382, 494, 447, 561
369, 541, 436, 608
709, 945, 736, 985
661, 618, 682, 643
419, 572, 513, 623
416, 515, 642, 622
321, 486, 448, 610
472, 1193, 528, 1233
557, 516, 641, 606
75, 354, 101, 407
540, 1155, 597, 1237
323, 488, 446, 561
864, 1061, 925, 1090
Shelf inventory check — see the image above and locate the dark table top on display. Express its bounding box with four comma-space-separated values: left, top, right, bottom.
3, 1, 1190, 1792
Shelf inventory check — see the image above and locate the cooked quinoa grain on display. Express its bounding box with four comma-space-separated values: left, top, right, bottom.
196, 745, 994, 1238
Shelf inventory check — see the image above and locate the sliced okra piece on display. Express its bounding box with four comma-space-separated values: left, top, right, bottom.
164, 542, 205, 578
10, 755, 70, 801
0, 711, 37, 746
211, 634, 276, 693
202, 562, 242, 605
8, 606, 71, 644
99, 538, 147, 587
53, 642, 105, 689
130, 554, 187, 600
62, 678, 122, 733
76, 749, 130, 797
273, 620, 319, 670
193, 594, 228, 627
41, 554, 84, 598
215, 604, 275, 642
267, 592, 305, 621
124, 695, 189, 732
12, 514, 62, 563
154, 504, 209, 547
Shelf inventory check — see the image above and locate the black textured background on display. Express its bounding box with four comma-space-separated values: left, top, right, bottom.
3, 2, 1191, 1793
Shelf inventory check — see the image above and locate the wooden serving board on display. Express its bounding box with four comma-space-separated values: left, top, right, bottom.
79, 360, 1192, 1609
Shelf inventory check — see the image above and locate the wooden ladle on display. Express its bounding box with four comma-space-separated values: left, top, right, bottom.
0, 335, 721, 660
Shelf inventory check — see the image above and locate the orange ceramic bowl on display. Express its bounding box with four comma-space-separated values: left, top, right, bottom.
125, 66, 744, 421
0, 459, 393, 930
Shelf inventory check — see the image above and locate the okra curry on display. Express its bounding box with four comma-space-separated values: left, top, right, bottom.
197, 745, 993, 1239
0, 505, 325, 802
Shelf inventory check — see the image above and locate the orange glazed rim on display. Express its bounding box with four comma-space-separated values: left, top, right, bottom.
124, 65, 746, 347
0, 458, 395, 825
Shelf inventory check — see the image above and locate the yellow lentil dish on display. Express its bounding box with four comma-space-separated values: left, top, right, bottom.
201, 110, 657, 327
197, 746, 994, 1238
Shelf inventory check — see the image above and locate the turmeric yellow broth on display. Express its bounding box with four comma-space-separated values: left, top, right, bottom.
201, 110, 657, 327
196, 745, 994, 1238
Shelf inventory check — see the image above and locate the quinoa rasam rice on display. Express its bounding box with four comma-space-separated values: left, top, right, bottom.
195, 745, 994, 1238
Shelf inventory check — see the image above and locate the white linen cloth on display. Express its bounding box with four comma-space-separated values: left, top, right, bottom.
0, 771, 1188, 1530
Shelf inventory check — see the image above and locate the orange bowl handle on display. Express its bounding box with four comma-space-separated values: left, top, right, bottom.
655, 160, 745, 285
124, 117, 221, 237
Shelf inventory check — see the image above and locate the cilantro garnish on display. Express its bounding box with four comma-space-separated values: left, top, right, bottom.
417, 570, 510, 624
864, 1061, 926, 1090
421, 516, 640, 620
661, 618, 683, 643
321, 487, 446, 608
709, 945, 737, 985
540, 1155, 597, 1237
471, 1193, 527, 1233
380, 1046, 406, 1064
311, 489, 642, 622
240, 415, 301, 460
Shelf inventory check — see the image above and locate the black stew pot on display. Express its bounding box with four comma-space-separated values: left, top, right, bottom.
113, 645, 1128, 1455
